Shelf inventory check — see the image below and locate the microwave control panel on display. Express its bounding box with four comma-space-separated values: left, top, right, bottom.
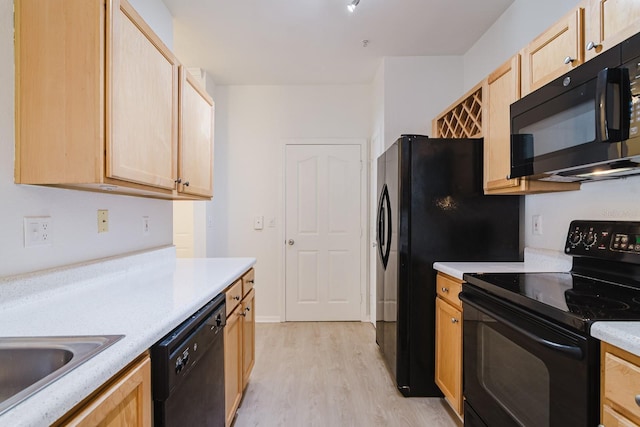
626, 56, 640, 136
565, 220, 640, 262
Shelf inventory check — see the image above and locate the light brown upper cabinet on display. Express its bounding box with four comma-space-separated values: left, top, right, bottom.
585, 0, 640, 61
521, 4, 586, 96
484, 56, 580, 194
178, 67, 214, 198
15, 0, 213, 200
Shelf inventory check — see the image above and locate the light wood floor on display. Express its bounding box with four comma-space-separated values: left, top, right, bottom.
233, 322, 462, 427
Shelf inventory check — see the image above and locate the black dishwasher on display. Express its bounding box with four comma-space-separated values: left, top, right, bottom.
151, 293, 226, 427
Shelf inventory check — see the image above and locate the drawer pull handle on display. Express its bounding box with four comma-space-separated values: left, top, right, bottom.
233, 295, 241, 301
564, 56, 575, 65
441, 287, 449, 293
635, 394, 640, 407
451, 318, 459, 324
248, 279, 255, 284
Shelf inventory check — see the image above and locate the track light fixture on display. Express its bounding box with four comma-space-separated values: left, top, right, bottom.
347, 0, 360, 13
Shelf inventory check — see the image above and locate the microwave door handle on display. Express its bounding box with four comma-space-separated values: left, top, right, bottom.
596, 67, 628, 142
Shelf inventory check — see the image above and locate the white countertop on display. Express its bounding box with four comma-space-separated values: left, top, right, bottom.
591, 322, 640, 356
433, 247, 573, 280
0, 246, 255, 427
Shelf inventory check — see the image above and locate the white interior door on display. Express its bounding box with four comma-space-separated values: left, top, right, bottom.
285, 144, 362, 321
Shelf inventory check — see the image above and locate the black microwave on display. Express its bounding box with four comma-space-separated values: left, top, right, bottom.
510, 32, 640, 182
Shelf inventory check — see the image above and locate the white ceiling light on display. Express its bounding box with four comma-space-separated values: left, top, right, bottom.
347, 0, 360, 13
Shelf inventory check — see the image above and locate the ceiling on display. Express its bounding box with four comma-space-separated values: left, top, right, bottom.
163, 0, 514, 85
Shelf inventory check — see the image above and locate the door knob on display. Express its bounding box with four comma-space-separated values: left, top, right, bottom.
288, 239, 295, 245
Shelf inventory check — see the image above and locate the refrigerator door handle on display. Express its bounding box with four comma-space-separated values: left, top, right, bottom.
377, 184, 392, 269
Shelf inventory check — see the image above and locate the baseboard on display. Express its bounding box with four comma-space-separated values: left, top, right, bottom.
256, 315, 282, 323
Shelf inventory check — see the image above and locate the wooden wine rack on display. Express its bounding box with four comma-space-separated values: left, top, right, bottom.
432, 81, 484, 138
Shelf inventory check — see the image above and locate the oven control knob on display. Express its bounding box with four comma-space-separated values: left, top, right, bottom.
584, 232, 597, 248
568, 231, 582, 246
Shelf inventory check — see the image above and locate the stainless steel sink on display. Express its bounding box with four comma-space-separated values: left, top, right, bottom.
0, 335, 124, 416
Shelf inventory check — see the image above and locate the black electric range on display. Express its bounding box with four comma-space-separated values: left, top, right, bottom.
460, 220, 640, 427
464, 220, 640, 334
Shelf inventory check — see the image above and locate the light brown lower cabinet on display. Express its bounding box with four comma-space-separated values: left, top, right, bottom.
224, 297, 243, 427
435, 273, 464, 419
601, 342, 640, 427
225, 268, 256, 427
56, 354, 151, 427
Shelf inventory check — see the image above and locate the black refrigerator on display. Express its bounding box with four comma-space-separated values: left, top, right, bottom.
375, 135, 522, 397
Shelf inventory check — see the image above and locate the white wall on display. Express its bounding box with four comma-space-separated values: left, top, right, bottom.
461, 0, 640, 253
382, 56, 464, 147
209, 85, 371, 320
0, 0, 174, 277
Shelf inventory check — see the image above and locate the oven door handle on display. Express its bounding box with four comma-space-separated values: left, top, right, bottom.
461, 292, 584, 360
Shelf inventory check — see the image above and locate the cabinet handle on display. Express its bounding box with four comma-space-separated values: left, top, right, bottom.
174, 178, 182, 184
564, 56, 575, 65
635, 394, 640, 407
241, 307, 251, 317
184, 181, 190, 187
451, 318, 459, 324
247, 279, 255, 284
233, 295, 240, 301
586, 41, 600, 51
441, 287, 449, 293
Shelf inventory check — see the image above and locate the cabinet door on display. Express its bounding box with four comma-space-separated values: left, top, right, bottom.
241, 288, 256, 390
15, 0, 104, 185
178, 67, 214, 198
521, 5, 585, 96
60, 355, 151, 427
108, 0, 178, 190
585, 0, 640, 61
435, 297, 463, 416
224, 307, 243, 427
485, 55, 521, 192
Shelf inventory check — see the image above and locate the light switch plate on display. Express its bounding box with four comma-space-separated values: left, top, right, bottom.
254, 216, 264, 230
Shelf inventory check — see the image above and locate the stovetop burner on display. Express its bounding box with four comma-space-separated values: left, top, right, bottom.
565, 292, 632, 318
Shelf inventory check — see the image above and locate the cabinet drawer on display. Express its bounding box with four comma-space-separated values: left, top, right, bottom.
604, 349, 640, 423
226, 279, 243, 313
436, 273, 462, 309
242, 269, 255, 296
603, 404, 639, 427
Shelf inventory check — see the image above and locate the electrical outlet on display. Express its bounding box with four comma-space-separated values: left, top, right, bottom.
24, 216, 52, 247
254, 216, 264, 230
98, 210, 109, 233
532, 215, 543, 235
142, 216, 150, 235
